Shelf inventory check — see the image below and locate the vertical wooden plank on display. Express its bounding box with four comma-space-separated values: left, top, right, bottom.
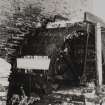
95, 23, 102, 86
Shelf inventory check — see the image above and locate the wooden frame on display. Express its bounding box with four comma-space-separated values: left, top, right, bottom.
84, 12, 105, 28
84, 12, 105, 86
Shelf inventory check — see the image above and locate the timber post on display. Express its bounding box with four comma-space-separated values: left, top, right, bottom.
95, 23, 103, 87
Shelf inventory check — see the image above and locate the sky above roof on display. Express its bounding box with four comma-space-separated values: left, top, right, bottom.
93, 0, 105, 22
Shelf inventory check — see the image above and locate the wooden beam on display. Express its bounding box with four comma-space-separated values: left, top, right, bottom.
46, 20, 84, 29
95, 23, 103, 86
84, 12, 105, 28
